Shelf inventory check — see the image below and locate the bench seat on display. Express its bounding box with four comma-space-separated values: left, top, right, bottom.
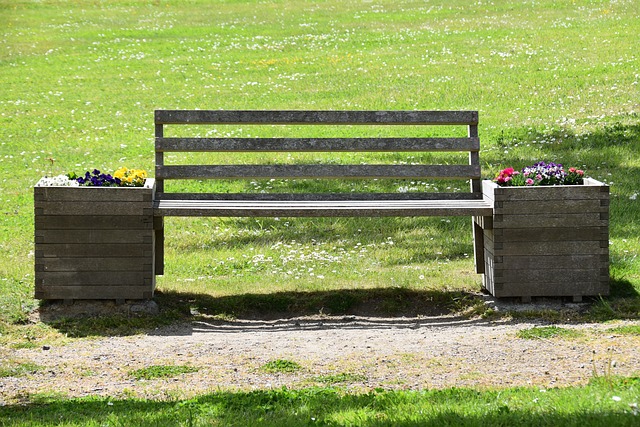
154, 199, 493, 217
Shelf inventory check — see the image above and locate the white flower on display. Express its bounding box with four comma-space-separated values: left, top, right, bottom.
36, 175, 79, 187
630, 193, 638, 200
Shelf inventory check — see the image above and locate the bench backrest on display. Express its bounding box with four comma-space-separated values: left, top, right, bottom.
154, 110, 481, 201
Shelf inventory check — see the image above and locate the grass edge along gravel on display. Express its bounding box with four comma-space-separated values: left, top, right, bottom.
0, 378, 639, 426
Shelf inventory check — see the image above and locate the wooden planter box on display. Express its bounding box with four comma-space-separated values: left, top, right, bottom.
34, 179, 156, 301
478, 178, 609, 302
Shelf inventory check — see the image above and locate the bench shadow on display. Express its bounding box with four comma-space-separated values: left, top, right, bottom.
38, 282, 639, 338
37, 287, 493, 337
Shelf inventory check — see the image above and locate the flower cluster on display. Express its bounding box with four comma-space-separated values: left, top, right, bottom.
495, 162, 585, 186
73, 169, 121, 187
35, 174, 80, 187
113, 167, 147, 187
38, 168, 148, 187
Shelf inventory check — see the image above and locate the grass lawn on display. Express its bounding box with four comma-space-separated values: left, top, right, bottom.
1, 0, 639, 424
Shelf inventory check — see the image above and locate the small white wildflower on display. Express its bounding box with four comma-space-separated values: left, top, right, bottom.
36, 175, 79, 187
630, 193, 638, 200
612, 396, 622, 402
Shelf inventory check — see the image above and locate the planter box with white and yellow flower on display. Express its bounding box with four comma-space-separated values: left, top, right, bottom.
34, 169, 157, 301
477, 176, 609, 302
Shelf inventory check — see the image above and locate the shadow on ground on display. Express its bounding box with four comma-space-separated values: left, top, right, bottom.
35, 280, 639, 338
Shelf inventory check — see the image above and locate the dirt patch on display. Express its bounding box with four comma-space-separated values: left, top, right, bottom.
2, 297, 639, 403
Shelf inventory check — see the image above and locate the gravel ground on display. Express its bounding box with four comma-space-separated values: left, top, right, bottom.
1, 300, 640, 403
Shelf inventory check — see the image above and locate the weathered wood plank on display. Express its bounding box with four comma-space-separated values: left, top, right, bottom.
36, 243, 153, 258
34, 180, 155, 202
494, 199, 608, 214
154, 199, 493, 217
493, 213, 608, 228
493, 185, 609, 201
156, 164, 481, 180
36, 271, 153, 286
487, 281, 609, 298
35, 215, 153, 230
35, 202, 153, 216
492, 227, 607, 242
494, 254, 608, 270
35, 257, 152, 272
36, 229, 153, 245
155, 110, 479, 125
490, 240, 608, 256
155, 137, 480, 153
156, 192, 484, 201
35, 286, 154, 300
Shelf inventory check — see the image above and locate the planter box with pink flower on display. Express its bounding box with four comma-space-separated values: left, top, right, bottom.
478, 163, 609, 302
34, 169, 157, 301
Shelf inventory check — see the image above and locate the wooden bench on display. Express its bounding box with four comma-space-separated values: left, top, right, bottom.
152, 110, 493, 277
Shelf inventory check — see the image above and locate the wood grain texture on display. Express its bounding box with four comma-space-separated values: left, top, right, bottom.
33, 182, 157, 301
155, 110, 479, 125
480, 179, 609, 299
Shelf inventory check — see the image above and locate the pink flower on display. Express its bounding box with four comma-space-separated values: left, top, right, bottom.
526, 178, 534, 186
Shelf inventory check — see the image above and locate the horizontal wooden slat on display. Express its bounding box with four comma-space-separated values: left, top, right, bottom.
156, 137, 480, 152
36, 271, 153, 286
35, 257, 152, 272
35, 202, 153, 216
493, 213, 608, 228
494, 254, 608, 270
491, 227, 607, 242
156, 164, 481, 180
154, 199, 493, 217
35, 215, 153, 230
34, 179, 155, 202
155, 110, 479, 125
35, 229, 153, 244
494, 199, 608, 214
34, 286, 154, 300
155, 192, 484, 201
36, 244, 153, 258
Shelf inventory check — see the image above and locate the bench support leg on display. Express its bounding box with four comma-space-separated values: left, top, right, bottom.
472, 217, 485, 274
154, 217, 164, 276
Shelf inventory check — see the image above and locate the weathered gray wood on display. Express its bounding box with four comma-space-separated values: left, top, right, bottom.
480, 179, 609, 299
494, 254, 608, 270
154, 199, 493, 217
35, 257, 152, 272
156, 137, 480, 152
36, 271, 153, 286
155, 110, 479, 125
36, 243, 153, 258
35, 202, 153, 216
34, 180, 155, 202
35, 215, 153, 230
151, 109, 491, 288
34, 182, 158, 301
494, 199, 608, 215
491, 227, 607, 242
156, 164, 481, 180
35, 286, 154, 300
493, 213, 608, 228
36, 229, 153, 245
156, 192, 484, 201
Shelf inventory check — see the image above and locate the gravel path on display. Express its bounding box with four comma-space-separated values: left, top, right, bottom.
2, 310, 639, 403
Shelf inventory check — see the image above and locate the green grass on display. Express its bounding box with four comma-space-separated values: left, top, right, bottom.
516, 326, 582, 340
0, 360, 42, 378
1, 0, 639, 330
1, 378, 639, 426
0, 0, 640, 420
260, 359, 303, 374
129, 365, 199, 381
